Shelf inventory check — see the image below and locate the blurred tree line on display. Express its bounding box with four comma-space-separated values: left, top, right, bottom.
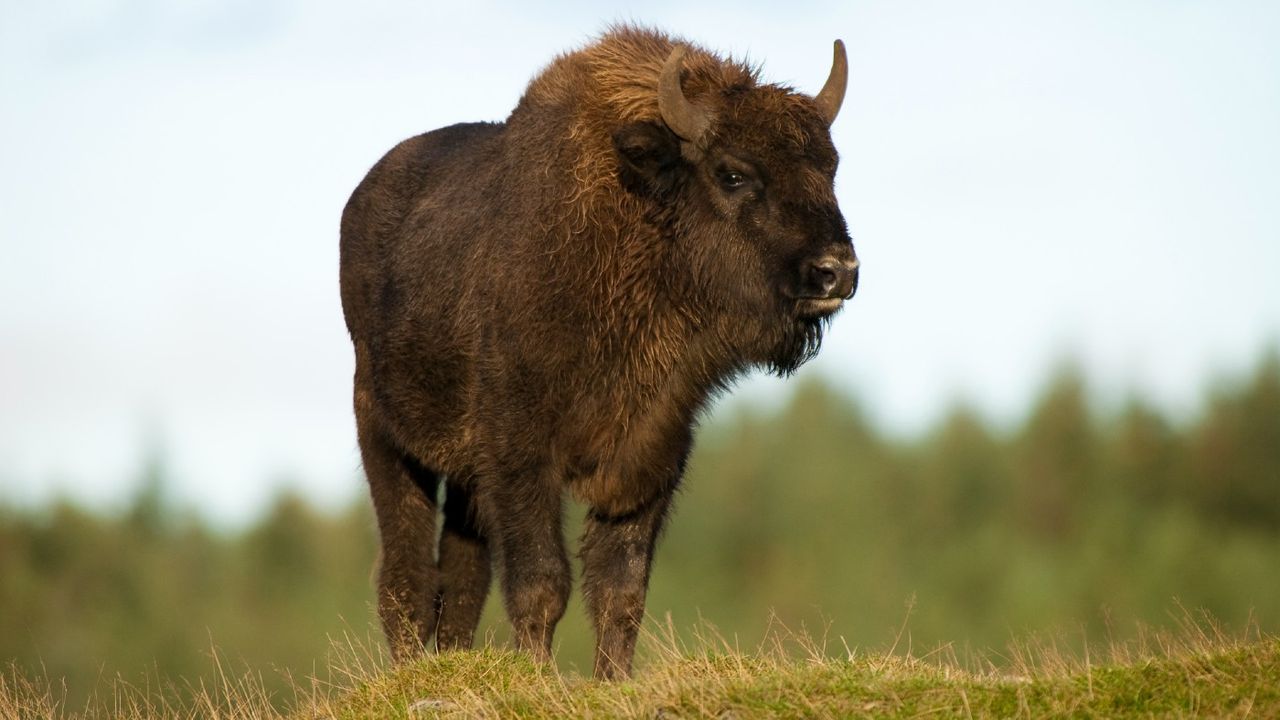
2, 351, 1278, 706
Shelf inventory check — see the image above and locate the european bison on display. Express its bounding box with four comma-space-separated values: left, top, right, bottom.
339, 26, 858, 679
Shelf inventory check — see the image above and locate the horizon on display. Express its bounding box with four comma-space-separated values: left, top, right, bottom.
3, 348, 1276, 528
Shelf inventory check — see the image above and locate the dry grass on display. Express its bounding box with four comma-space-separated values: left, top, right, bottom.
3, 612, 1277, 719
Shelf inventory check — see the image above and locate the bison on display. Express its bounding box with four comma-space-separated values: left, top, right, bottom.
339, 26, 858, 679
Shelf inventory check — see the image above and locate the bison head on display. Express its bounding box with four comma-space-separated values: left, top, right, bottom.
613, 41, 859, 375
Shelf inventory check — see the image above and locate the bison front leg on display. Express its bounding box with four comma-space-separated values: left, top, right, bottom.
488, 465, 571, 663
581, 489, 674, 679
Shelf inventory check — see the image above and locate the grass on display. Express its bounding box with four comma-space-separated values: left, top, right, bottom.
3, 612, 1277, 719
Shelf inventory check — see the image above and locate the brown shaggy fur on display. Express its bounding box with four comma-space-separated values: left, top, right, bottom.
339, 25, 857, 679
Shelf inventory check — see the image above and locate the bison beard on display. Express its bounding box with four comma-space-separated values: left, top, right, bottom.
339, 25, 858, 679
773, 318, 828, 377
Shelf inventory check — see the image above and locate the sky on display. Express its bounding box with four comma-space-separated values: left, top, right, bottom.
2, 0, 1278, 523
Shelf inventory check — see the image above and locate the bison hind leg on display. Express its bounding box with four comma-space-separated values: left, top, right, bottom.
433, 479, 492, 650
359, 422, 445, 662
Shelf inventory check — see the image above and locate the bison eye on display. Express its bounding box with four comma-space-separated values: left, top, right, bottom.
718, 170, 747, 190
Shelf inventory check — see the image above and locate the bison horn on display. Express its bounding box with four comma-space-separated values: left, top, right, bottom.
814, 39, 848, 125
658, 45, 712, 143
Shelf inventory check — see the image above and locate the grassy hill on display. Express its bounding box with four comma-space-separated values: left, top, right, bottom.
5, 617, 1276, 719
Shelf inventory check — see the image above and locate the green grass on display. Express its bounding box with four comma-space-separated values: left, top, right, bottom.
4, 615, 1277, 719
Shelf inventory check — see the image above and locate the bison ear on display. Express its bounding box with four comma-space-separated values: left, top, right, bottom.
613, 121, 683, 197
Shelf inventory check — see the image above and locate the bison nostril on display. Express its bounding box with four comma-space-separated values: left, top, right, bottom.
809, 260, 840, 295
808, 257, 857, 299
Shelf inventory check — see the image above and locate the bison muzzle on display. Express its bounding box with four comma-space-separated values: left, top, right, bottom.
339, 26, 857, 679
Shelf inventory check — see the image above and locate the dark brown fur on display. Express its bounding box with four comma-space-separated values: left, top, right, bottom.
339, 26, 857, 679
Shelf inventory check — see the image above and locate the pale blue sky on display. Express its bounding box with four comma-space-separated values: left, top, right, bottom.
2, 1, 1278, 522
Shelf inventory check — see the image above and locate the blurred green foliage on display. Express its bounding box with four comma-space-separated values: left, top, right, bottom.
2, 352, 1278, 706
